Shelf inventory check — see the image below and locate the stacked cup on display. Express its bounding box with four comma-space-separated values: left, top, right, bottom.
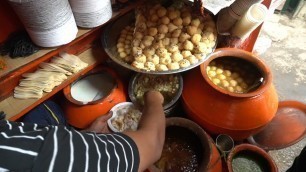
8, 0, 78, 47
69, 0, 112, 28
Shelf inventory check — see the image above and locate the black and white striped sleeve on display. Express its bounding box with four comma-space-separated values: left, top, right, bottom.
0, 120, 139, 172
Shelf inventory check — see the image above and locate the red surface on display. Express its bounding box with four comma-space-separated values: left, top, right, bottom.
0, 1, 23, 43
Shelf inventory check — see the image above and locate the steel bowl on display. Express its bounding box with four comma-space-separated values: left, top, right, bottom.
101, 10, 217, 74
128, 73, 183, 112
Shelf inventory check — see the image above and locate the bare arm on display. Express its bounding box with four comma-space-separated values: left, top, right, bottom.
124, 91, 165, 172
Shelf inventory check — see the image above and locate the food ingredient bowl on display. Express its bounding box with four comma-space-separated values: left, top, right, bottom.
107, 102, 142, 132
128, 73, 183, 114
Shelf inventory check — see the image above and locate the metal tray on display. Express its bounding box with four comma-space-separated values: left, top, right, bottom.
101, 10, 217, 74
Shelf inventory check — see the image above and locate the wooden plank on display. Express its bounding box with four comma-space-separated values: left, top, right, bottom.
1, 46, 107, 121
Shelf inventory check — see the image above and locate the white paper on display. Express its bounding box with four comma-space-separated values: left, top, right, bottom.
203, 0, 236, 15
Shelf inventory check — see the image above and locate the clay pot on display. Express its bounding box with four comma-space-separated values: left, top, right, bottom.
182, 48, 278, 140
62, 66, 126, 129
152, 117, 222, 172
227, 144, 278, 172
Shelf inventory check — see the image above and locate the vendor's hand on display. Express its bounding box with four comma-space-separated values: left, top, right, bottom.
144, 90, 164, 105
84, 112, 112, 133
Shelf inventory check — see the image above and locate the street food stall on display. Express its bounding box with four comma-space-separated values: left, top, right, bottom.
0, 0, 305, 171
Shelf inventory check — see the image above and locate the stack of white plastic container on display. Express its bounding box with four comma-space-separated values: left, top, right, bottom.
8, 0, 112, 47
69, 0, 112, 28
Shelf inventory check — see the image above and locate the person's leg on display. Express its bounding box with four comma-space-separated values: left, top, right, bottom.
287, 145, 306, 172
23, 100, 67, 126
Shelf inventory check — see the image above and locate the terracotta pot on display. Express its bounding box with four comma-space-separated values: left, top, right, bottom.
62, 66, 126, 129
182, 48, 278, 140
151, 117, 222, 172
227, 144, 278, 172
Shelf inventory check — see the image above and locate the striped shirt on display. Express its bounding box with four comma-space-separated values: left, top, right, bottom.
0, 120, 139, 172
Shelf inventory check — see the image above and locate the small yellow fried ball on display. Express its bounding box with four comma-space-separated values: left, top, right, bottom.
148, 27, 158, 37
187, 26, 198, 36
186, 55, 199, 64
181, 50, 192, 58
150, 14, 159, 22
132, 61, 145, 69
229, 80, 238, 87
132, 47, 142, 56
173, 17, 183, 26
134, 54, 146, 63
156, 64, 168, 71
182, 16, 191, 26
157, 7, 167, 17
145, 61, 156, 71
161, 16, 170, 25
179, 33, 191, 43
147, 54, 160, 65
179, 59, 191, 68
168, 23, 178, 33
162, 38, 170, 46
194, 42, 207, 53
119, 52, 127, 58
142, 39, 152, 47
208, 70, 216, 77
168, 10, 178, 20
117, 47, 125, 53
160, 57, 172, 65
156, 33, 165, 40
168, 45, 179, 53
167, 62, 180, 70
183, 40, 194, 51
212, 78, 221, 85
170, 38, 179, 45
134, 32, 143, 40
143, 47, 155, 57
171, 52, 183, 62
191, 18, 201, 27
156, 47, 168, 57
221, 80, 230, 87
158, 24, 169, 34
117, 42, 124, 49
191, 34, 202, 45
181, 11, 191, 18
171, 29, 181, 38
194, 53, 204, 60
132, 39, 141, 47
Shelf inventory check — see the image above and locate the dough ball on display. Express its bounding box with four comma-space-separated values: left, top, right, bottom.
156, 64, 168, 71
167, 62, 180, 70
158, 24, 169, 34
183, 40, 194, 51
160, 57, 172, 65
132, 47, 142, 56
117, 42, 124, 49
147, 54, 160, 65
168, 45, 179, 53
117, 47, 125, 53
181, 50, 192, 58
161, 16, 170, 25
179, 59, 191, 68
191, 18, 201, 27
144, 61, 156, 71
148, 27, 158, 37
142, 39, 152, 47
162, 38, 170, 46
194, 53, 203, 60
173, 17, 183, 26
191, 34, 202, 45
143, 47, 155, 57
168, 10, 178, 20
171, 29, 182, 38
194, 42, 207, 53
155, 33, 164, 40
137, 22, 147, 33
182, 16, 191, 26
186, 55, 199, 64
179, 33, 191, 43
169, 38, 179, 45
171, 52, 183, 62
168, 23, 178, 33
134, 54, 146, 63
187, 26, 198, 36
150, 14, 159, 22
156, 47, 168, 57
157, 7, 167, 17
132, 61, 145, 69
132, 39, 141, 47
119, 52, 127, 58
